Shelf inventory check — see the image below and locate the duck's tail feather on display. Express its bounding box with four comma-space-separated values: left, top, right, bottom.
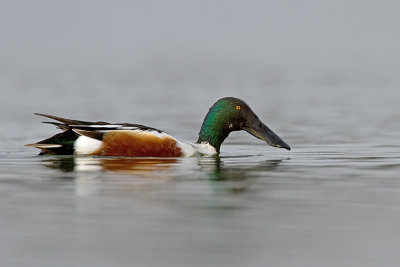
25, 129, 79, 155
28, 113, 108, 155
42, 121, 71, 131
34, 113, 109, 126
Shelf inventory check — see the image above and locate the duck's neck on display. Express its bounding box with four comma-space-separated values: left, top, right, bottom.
196, 111, 230, 153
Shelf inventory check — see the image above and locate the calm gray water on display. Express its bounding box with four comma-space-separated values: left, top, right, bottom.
1, 61, 400, 267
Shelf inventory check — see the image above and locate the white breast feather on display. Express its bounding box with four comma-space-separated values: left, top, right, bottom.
176, 141, 217, 157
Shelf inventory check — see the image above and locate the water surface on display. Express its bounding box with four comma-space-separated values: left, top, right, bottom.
1, 63, 400, 267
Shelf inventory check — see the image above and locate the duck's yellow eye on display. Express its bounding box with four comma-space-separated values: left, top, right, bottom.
236, 105, 241, 110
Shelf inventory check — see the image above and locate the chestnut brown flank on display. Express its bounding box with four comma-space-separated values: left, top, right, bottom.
96, 131, 182, 157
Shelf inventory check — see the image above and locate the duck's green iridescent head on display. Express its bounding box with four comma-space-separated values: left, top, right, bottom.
197, 97, 290, 152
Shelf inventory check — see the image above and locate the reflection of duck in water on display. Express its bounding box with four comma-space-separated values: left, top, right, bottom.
43, 155, 283, 182
198, 157, 283, 182
26, 97, 290, 157
42, 156, 178, 177
41, 156, 285, 196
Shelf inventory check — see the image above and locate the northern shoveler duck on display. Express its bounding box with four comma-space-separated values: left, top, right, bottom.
26, 97, 290, 157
